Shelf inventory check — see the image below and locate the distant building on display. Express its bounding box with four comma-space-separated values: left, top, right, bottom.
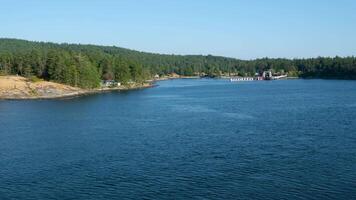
262, 71, 273, 80
101, 80, 121, 87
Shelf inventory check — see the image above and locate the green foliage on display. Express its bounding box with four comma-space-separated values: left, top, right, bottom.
0, 38, 356, 90
287, 70, 300, 77
113, 57, 131, 84
75, 55, 100, 89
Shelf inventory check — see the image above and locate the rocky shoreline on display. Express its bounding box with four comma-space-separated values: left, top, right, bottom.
0, 76, 153, 100
0, 74, 203, 100
1, 85, 154, 100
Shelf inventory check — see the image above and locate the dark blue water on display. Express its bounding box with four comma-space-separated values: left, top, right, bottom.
1, 79, 356, 200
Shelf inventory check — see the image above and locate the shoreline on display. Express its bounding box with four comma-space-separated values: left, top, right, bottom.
6, 84, 155, 101
0, 84, 154, 100
150, 75, 201, 82
0, 75, 303, 100
49, 86, 153, 100
0, 75, 154, 100
0, 75, 203, 100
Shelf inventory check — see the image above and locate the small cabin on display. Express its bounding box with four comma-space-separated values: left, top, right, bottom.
101, 80, 121, 87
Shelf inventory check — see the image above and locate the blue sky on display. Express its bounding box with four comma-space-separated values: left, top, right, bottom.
1, 0, 356, 59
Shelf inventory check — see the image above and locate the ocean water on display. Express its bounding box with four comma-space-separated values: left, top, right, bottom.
0, 79, 356, 200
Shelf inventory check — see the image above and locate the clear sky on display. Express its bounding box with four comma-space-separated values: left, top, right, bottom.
1, 0, 356, 59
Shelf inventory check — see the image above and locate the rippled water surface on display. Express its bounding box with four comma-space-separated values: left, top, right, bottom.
1, 79, 356, 199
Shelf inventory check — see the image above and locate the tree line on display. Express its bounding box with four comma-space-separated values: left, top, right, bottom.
1, 39, 356, 88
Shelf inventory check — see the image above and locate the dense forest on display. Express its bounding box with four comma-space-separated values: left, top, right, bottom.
1, 38, 356, 88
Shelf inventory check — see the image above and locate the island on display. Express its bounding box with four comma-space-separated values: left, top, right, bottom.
1, 38, 356, 100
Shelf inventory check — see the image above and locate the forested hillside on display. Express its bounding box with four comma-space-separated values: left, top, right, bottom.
1, 38, 356, 88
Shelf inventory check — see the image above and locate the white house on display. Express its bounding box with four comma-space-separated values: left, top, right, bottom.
101, 80, 121, 87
